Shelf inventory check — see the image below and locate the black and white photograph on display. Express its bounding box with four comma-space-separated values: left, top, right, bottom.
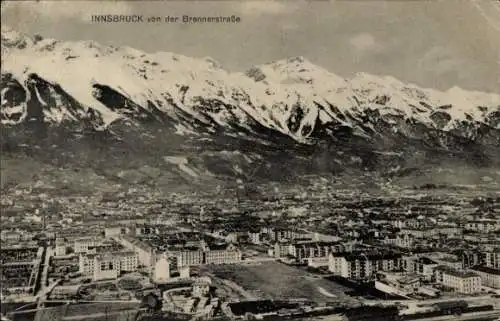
1, 0, 500, 320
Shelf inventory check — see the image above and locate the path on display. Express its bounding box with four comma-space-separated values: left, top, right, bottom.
317, 286, 337, 298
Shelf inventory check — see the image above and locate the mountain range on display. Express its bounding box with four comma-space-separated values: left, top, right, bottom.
1, 27, 499, 190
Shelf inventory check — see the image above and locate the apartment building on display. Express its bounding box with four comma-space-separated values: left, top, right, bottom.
485, 249, 500, 269
272, 242, 291, 259
431, 256, 463, 271
465, 220, 499, 233
288, 241, 346, 263
453, 250, 483, 269
153, 256, 170, 283
163, 243, 243, 266
470, 266, 500, 289
73, 237, 99, 253
79, 251, 138, 281
204, 244, 242, 264
408, 257, 439, 281
104, 226, 123, 238
435, 266, 481, 294
435, 226, 463, 238
116, 235, 154, 267
0, 230, 31, 244
264, 227, 312, 242
384, 234, 414, 249
135, 225, 159, 236
328, 251, 403, 280
93, 255, 121, 281
174, 248, 204, 267
54, 238, 67, 256
400, 228, 437, 239
248, 230, 261, 244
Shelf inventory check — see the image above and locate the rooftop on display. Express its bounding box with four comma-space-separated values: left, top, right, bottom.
436, 266, 479, 278
416, 257, 437, 265
332, 250, 402, 261
471, 266, 500, 275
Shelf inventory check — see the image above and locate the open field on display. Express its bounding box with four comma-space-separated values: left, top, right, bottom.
201, 261, 360, 305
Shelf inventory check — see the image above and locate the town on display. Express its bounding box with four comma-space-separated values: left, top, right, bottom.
1, 180, 499, 321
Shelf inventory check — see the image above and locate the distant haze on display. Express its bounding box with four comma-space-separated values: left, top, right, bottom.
2, 0, 500, 93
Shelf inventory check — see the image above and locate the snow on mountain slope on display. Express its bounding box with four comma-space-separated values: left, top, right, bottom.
163, 156, 199, 177
246, 57, 499, 138
246, 56, 347, 88
1, 27, 499, 148
2, 28, 289, 139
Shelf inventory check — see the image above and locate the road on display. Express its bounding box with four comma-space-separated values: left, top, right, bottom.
36, 245, 55, 308
36, 245, 62, 310
36, 280, 61, 309
39, 246, 54, 293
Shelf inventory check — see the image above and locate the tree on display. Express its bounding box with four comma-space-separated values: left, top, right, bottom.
141, 293, 161, 311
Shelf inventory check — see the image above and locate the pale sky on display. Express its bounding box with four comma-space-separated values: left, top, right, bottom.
2, 0, 500, 93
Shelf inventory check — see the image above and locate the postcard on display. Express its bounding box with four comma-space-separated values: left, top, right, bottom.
1, 1, 499, 320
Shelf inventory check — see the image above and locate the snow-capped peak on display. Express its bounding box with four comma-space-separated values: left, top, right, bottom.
246, 56, 348, 90
2, 28, 499, 147
1, 26, 34, 50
